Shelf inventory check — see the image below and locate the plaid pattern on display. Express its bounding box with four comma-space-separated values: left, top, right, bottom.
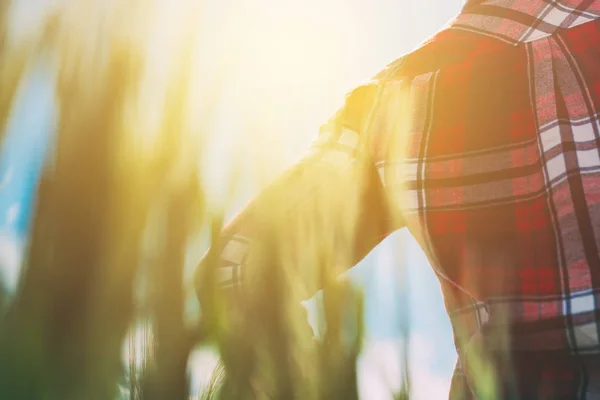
196, 1, 600, 398
457, 0, 600, 44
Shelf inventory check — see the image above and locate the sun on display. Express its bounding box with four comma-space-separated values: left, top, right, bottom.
189, 0, 385, 211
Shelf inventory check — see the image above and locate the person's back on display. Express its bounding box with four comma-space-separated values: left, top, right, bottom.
196, 1, 600, 398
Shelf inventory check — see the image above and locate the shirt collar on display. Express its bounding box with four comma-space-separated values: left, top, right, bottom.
452, 0, 600, 44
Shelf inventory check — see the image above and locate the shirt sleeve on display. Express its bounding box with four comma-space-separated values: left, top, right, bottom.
194, 81, 402, 303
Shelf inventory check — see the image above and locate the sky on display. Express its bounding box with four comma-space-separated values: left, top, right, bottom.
1, 1, 465, 398
189, 1, 464, 398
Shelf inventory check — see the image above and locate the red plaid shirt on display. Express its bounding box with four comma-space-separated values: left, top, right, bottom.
196, 1, 600, 398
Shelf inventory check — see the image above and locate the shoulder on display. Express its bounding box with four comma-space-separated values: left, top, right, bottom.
372, 26, 513, 84
327, 26, 514, 136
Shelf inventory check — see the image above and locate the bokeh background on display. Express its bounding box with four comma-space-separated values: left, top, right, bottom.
1, 1, 465, 398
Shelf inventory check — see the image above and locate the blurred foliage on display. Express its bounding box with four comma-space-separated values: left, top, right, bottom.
0, 1, 412, 399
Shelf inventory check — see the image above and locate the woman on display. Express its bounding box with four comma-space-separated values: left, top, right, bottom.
196, 1, 600, 398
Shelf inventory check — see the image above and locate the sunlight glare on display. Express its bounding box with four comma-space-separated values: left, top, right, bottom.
194, 0, 379, 211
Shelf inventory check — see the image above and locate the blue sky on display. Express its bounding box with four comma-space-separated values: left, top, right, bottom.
2, 1, 465, 398
0, 58, 56, 291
